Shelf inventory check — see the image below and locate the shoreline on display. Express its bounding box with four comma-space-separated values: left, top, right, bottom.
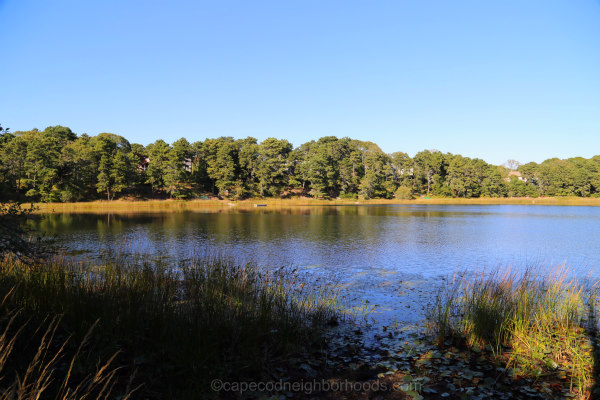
29, 196, 600, 213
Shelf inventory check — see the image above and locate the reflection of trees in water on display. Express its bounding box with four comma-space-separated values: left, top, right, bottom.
32, 209, 395, 266
33, 207, 456, 258
27, 206, 600, 283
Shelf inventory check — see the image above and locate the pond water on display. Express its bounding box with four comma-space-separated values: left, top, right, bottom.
32, 204, 600, 326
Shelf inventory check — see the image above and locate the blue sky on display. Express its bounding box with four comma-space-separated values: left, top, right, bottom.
1, 0, 599, 165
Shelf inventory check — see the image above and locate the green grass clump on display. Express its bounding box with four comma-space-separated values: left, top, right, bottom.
427, 267, 599, 399
0, 254, 341, 399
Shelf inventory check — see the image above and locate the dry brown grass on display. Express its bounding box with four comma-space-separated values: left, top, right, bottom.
28, 196, 600, 214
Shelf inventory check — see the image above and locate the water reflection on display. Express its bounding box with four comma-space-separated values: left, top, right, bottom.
29, 205, 600, 324
29, 205, 600, 276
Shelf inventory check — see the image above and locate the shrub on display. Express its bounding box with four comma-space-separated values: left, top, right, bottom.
0, 202, 43, 260
394, 186, 413, 200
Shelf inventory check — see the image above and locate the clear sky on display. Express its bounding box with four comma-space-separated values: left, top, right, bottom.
1, 1, 599, 165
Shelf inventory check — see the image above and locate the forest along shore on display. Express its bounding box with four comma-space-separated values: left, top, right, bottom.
3, 126, 600, 204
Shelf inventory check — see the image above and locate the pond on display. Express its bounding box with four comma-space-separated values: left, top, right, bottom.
32, 204, 600, 326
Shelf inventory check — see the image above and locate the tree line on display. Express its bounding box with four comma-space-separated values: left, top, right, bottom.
0, 124, 599, 202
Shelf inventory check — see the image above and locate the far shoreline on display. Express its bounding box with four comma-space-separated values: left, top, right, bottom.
29, 196, 600, 213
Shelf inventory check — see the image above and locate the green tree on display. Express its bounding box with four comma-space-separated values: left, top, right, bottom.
189, 141, 211, 194
60, 134, 97, 201
359, 150, 394, 199
146, 139, 172, 194
128, 143, 148, 192
237, 137, 259, 197
164, 138, 193, 198
537, 159, 574, 196
93, 133, 132, 200
295, 137, 344, 198
204, 137, 239, 198
0, 124, 15, 196
391, 152, 413, 187
1, 135, 27, 194
414, 150, 446, 196
22, 126, 76, 202
255, 138, 293, 197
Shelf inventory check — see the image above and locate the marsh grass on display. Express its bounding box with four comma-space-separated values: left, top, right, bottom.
427, 267, 599, 398
0, 305, 136, 399
0, 254, 341, 399
31, 196, 600, 214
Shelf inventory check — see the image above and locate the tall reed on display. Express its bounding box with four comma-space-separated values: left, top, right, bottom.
0, 254, 341, 399
427, 267, 598, 398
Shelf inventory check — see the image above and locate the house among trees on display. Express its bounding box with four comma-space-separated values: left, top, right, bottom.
506, 171, 526, 182
138, 157, 191, 172
182, 158, 192, 173
138, 156, 150, 171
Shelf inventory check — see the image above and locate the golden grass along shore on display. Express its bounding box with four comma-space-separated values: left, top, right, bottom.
28, 196, 600, 213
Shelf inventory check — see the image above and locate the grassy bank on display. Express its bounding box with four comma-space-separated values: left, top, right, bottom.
0, 254, 341, 399
426, 267, 599, 399
30, 196, 600, 214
